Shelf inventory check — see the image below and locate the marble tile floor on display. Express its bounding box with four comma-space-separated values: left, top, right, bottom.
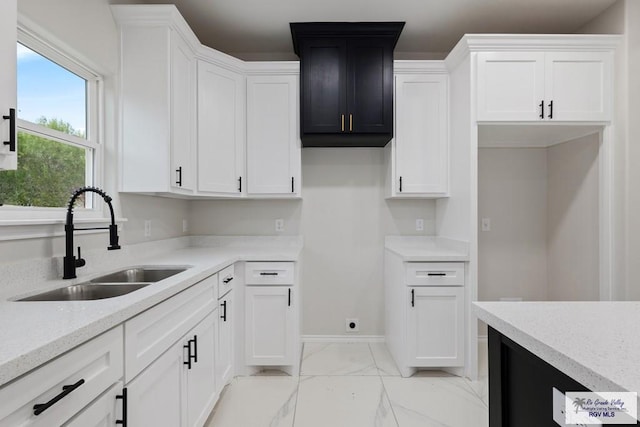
205, 342, 489, 427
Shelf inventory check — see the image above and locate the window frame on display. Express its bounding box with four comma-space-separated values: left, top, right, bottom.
0, 23, 105, 223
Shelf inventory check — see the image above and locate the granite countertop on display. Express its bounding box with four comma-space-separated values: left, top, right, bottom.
0, 237, 302, 387
474, 301, 640, 394
384, 236, 469, 261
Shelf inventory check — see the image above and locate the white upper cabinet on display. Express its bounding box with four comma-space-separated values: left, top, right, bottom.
113, 6, 197, 195
0, 0, 17, 171
246, 71, 301, 197
477, 50, 612, 122
197, 60, 245, 196
386, 65, 449, 198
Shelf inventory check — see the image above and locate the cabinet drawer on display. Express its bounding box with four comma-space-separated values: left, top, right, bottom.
405, 262, 464, 287
0, 327, 123, 427
124, 275, 216, 382
218, 264, 235, 297
244, 262, 294, 285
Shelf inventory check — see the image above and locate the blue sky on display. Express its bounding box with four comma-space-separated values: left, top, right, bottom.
17, 43, 86, 135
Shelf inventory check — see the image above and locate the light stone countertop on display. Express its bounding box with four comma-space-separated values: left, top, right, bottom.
474, 301, 640, 394
384, 236, 469, 261
0, 237, 302, 387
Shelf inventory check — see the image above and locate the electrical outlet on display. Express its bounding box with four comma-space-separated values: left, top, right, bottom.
415, 218, 424, 231
481, 218, 491, 231
275, 219, 284, 232
346, 318, 359, 332
182, 219, 189, 233
144, 220, 151, 237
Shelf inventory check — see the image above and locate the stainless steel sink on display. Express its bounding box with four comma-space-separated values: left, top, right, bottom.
17, 283, 151, 301
90, 267, 187, 284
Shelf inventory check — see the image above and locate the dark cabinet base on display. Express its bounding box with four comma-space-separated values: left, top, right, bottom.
301, 132, 392, 148
488, 327, 638, 426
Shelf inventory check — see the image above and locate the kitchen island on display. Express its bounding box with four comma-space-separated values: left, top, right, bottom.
474, 301, 640, 426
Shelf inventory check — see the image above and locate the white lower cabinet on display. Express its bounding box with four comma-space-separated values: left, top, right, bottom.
0, 327, 123, 427
63, 382, 124, 427
385, 251, 465, 377
216, 289, 234, 388
127, 340, 184, 427
245, 286, 295, 365
407, 286, 464, 367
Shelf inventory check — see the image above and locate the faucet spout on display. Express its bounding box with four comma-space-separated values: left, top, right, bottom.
63, 187, 120, 279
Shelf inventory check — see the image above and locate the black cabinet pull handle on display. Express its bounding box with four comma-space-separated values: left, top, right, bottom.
399, 176, 403, 192
292, 176, 295, 193
260, 272, 278, 276
176, 166, 182, 186
221, 300, 227, 322
539, 100, 544, 119
238, 176, 242, 192
116, 388, 128, 426
183, 340, 193, 369
33, 379, 85, 415
548, 100, 553, 119
192, 335, 198, 363
427, 272, 447, 276
223, 276, 234, 284
3, 108, 16, 152
411, 289, 415, 307
288, 288, 291, 306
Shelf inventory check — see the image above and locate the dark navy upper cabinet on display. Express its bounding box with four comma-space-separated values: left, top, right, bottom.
290, 22, 405, 147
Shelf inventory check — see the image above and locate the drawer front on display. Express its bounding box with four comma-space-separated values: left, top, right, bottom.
244, 262, 294, 285
405, 262, 464, 287
124, 274, 216, 382
218, 264, 235, 298
0, 326, 123, 427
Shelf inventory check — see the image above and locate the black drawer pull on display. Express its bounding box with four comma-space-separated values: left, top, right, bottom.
184, 339, 193, 369
175, 166, 182, 186
411, 289, 415, 307
192, 335, 198, 363
223, 276, 234, 283
259, 272, 278, 276
116, 388, 128, 426
288, 288, 291, 306
427, 273, 447, 276
33, 379, 85, 415
539, 100, 544, 119
548, 100, 554, 119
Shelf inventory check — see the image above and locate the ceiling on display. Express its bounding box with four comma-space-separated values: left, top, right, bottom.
109, 0, 617, 60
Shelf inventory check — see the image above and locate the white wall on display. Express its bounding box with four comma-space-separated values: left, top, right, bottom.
547, 134, 600, 300
191, 148, 436, 336
0, 0, 188, 265
478, 148, 549, 302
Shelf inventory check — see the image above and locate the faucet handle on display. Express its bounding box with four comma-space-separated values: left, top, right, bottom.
75, 247, 86, 268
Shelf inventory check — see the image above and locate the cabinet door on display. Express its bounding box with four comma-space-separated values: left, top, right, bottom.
300, 39, 347, 134
197, 60, 245, 195
216, 290, 234, 389
245, 286, 294, 366
63, 383, 123, 427
0, 0, 17, 171
394, 74, 448, 195
407, 287, 464, 367
545, 52, 612, 121
184, 311, 217, 427
347, 38, 393, 134
476, 52, 545, 121
246, 74, 301, 196
170, 32, 195, 191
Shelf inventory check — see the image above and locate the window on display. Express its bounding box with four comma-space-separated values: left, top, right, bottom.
0, 29, 102, 216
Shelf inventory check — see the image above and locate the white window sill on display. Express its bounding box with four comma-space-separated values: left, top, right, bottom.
0, 217, 128, 241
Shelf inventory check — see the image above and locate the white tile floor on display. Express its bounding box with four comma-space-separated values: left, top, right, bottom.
205, 342, 489, 427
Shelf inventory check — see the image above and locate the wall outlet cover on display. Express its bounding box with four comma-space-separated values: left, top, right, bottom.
275, 219, 284, 232
345, 318, 359, 332
144, 220, 151, 237
416, 218, 424, 231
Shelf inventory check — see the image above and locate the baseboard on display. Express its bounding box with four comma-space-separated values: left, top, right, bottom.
302, 335, 385, 343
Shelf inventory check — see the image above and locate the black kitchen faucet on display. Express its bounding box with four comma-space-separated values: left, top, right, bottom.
63, 187, 121, 279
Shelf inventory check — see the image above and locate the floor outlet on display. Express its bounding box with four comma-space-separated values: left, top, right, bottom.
416, 219, 424, 232
144, 220, 151, 237
346, 318, 359, 332
275, 219, 284, 232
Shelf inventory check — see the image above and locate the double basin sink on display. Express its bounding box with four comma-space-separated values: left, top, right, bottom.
17, 267, 188, 302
